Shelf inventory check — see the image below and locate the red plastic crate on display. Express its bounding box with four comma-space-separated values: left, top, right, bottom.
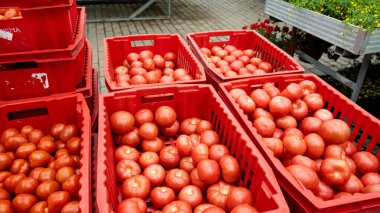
186, 30, 304, 90
218, 74, 380, 212
96, 84, 289, 213
104, 34, 206, 92
0, 7, 86, 63
0, 93, 91, 213
86, 69, 99, 133
0, 39, 91, 101
0, 0, 78, 55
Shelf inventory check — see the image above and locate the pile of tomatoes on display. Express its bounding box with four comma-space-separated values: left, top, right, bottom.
200, 45, 273, 77
113, 51, 194, 87
109, 106, 257, 212
229, 80, 380, 200
0, 124, 81, 212
0, 9, 21, 20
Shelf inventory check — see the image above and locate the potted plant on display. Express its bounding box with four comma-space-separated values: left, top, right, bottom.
243, 19, 339, 62
264, 0, 380, 55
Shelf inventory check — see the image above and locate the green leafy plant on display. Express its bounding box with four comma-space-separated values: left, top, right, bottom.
286, 0, 380, 31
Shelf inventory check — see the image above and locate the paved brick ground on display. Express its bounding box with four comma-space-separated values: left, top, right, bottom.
81, 0, 358, 94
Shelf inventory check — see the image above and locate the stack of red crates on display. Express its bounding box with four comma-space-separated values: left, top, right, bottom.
0, 1, 93, 212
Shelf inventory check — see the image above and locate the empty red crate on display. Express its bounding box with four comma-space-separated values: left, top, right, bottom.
0, 7, 86, 63
0, 93, 91, 212
0, 0, 78, 54
104, 34, 206, 92
187, 30, 304, 90
96, 84, 289, 213
218, 74, 380, 212
0, 39, 91, 101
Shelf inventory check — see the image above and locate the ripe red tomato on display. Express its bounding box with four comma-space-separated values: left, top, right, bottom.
231, 204, 258, 213
159, 146, 180, 169
281, 83, 303, 101
117, 128, 140, 147
304, 133, 325, 159
206, 180, 232, 209
257, 62, 273, 72
299, 80, 317, 97
138, 151, 159, 169
250, 89, 270, 109
363, 184, 380, 194
122, 175, 150, 199
229, 89, 247, 100
0, 153, 12, 171
38, 168, 56, 182
344, 142, 357, 158
334, 192, 353, 199
127, 53, 140, 64
201, 48, 212, 57
140, 50, 153, 61
116, 159, 141, 181
161, 120, 180, 137
29, 201, 48, 213
12, 194, 37, 213
223, 55, 236, 64
130, 61, 143, 69
253, 117, 276, 137
312, 179, 334, 201
196, 120, 212, 134
138, 122, 158, 140
224, 45, 237, 53
286, 164, 319, 190
175, 135, 192, 156
191, 143, 209, 166
141, 138, 163, 153
164, 52, 176, 62
283, 134, 306, 156
153, 55, 165, 69
117, 198, 147, 213
47, 191, 71, 213
194, 204, 215, 213
243, 49, 255, 58
110, 111, 135, 135
226, 187, 254, 211
352, 151, 379, 174
230, 50, 244, 58
165, 169, 190, 192
209, 144, 230, 162
250, 58, 262, 66
313, 109, 333, 122
245, 64, 258, 73
14, 177, 38, 195
251, 108, 273, 120
236, 95, 256, 114
151, 187, 176, 210
269, 96, 292, 117
114, 145, 140, 162
320, 158, 351, 185
219, 155, 240, 183
200, 130, 220, 147
230, 61, 244, 72
290, 155, 317, 171
361, 173, 380, 186
324, 145, 346, 159
0, 188, 10, 200
179, 157, 195, 173
190, 169, 208, 191
275, 115, 297, 130
238, 55, 250, 65
224, 70, 238, 77
197, 159, 220, 185
337, 174, 364, 194
173, 69, 188, 81
345, 157, 356, 174
114, 66, 129, 76
262, 83, 280, 98
216, 50, 228, 59
300, 117, 322, 135
319, 119, 351, 145
36, 180, 60, 200
155, 106, 177, 127
129, 68, 147, 77
180, 118, 200, 135
143, 164, 165, 187
303, 94, 324, 112
290, 100, 308, 120
162, 201, 192, 213
5, 134, 28, 151
263, 138, 283, 158
134, 109, 154, 127
178, 185, 203, 208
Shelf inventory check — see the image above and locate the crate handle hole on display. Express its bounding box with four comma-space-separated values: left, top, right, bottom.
141, 93, 174, 103
209, 36, 230, 42
7, 108, 48, 121
131, 40, 154, 47
0, 62, 38, 71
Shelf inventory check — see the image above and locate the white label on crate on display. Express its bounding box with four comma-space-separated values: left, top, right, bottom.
0, 29, 13, 41
31, 73, 49, 89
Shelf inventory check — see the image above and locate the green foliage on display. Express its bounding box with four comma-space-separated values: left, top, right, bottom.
286, 0, 380, 31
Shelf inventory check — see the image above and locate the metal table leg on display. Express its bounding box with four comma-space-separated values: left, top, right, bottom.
296, 50, 373, 102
